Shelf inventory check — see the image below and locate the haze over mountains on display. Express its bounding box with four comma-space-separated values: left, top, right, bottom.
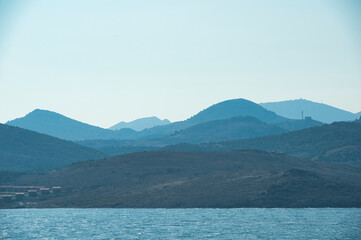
1, 97, 361, 208
73, 99, 322, 155
6, 99, 322, 144
260, 99, 360, 123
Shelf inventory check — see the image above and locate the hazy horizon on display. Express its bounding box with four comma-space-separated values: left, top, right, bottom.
1, 0, 360, 128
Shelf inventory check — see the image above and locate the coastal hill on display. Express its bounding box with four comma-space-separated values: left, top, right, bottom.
3, 151, 361, 208
260, 99, 359, 123
0, 124, 107, 172
109, 117, 170, 131
163, 121, 361, 167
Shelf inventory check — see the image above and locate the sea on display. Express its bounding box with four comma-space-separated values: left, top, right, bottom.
1, 208, 360, 239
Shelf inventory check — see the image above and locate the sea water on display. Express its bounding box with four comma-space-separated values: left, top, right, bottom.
1, 208, 360, 239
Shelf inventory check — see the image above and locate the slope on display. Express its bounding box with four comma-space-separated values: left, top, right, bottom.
0, 124, 107, 171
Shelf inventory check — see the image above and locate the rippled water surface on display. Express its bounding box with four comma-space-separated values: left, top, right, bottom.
1, 208, 361, 239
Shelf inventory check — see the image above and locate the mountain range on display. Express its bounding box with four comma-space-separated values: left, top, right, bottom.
0, 123, 106, 172
75, 99, 322, 155
109, 116, 170, 131
1, 97, 361, 208
260, 99, 360, 123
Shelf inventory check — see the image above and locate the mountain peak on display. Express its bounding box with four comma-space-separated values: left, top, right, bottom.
187, 98, 286, 124
25, 108, 64, 117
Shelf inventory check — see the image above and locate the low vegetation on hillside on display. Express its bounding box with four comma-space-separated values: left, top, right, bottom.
2, 151, 361, 208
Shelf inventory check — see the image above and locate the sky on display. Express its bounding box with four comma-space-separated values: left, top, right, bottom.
0, 0, 360, 128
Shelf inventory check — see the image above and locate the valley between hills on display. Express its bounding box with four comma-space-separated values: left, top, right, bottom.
1, 98, 360, 208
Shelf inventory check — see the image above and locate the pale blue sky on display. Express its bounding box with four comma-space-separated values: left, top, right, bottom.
1, 0, 360, 127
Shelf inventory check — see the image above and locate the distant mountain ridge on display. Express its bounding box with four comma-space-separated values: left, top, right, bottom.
260, 99, 359, 123
109, 116, 170, 131
163, 121, 361, 167
0, 123, 106, 171
5, 99, 289, 141
78, 116, 322, 156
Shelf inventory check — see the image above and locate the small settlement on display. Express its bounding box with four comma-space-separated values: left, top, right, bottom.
0, 185, 62, 203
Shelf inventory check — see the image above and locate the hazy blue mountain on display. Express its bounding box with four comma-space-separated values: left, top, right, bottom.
163, 121, 361, 167
6, 109, 139, 141
109, 116, 170, 131
0, 124, 106, 172
260, 99, 359, 123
